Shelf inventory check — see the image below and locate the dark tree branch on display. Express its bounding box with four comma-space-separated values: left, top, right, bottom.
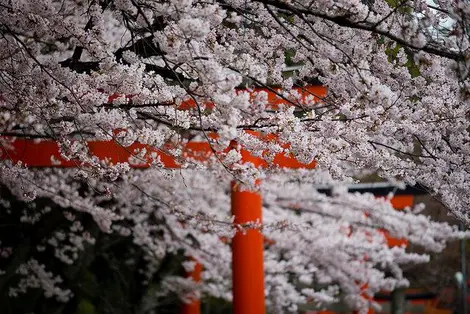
115, 35, 165, 62
258, 0, 465, 61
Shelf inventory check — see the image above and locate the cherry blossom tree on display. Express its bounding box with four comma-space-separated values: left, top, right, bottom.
1, 0, 470, 312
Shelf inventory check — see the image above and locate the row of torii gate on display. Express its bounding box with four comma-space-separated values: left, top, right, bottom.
0, 85, 417, 314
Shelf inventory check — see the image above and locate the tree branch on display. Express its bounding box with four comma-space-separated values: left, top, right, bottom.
258, 0, 465, 61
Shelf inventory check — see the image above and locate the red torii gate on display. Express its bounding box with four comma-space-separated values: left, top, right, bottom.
0, 84, 416, 314
0, 86, 326, 314
1, 137, 413, 314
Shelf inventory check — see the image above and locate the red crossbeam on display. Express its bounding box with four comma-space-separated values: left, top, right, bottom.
0, 138, 316, 169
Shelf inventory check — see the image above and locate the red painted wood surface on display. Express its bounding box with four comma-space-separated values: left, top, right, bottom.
0, 137, 316, 170
381, 195, 414, 248
231, 181, 265, 314
389, 195, 414, 210
180, 259, 203, 314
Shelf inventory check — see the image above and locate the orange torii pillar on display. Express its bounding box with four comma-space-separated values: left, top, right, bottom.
231, 181, 265, 314
180, 259, 203, 314
229, 136, 317, 314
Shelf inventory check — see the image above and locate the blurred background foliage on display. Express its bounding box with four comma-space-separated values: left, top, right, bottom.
0, 186, 232, 314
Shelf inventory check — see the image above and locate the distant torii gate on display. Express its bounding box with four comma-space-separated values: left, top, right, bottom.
0, 86, 326, 314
